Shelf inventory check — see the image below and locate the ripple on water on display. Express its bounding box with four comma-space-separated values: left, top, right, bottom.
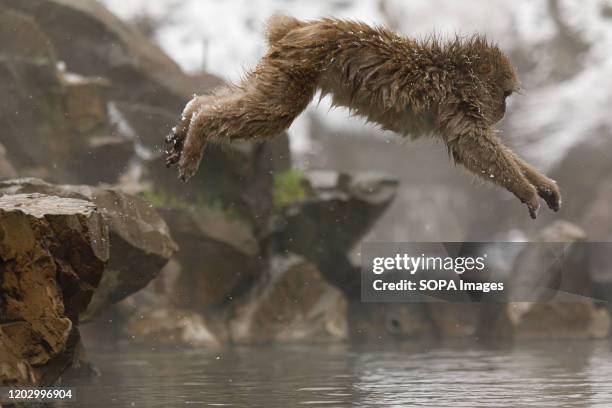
66, 341, 612, 407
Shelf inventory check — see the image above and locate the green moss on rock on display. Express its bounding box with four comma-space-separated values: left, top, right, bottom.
274, 170, 307, 209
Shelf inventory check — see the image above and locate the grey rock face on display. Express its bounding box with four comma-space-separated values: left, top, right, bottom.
480, 221, 610, 340
275, 170, 398, 296
229, 255, 348, 344
157, 206, 262, 310
0, 6, 135, 185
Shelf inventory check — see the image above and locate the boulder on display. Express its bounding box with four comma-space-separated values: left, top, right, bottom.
0, 193, 109, 386
275, 170, 398, 293
85, 256, 347, 347
3, 0, 216, 150
427, 303, 482, 339
582, 182, 612, 241
80, 134, 135, 185
482, 221, 610, 339
0, 6, 135, 184
157, 206, 262, 310
0, 7, 55, 61
81, 258, 226, 348
506, 302, 609, 340
0, 8, 73, 180
348, 303, 435, 342
3, 0, 192, 101
548, 137, 612, 226
119, 302, 221, 348
229, 255, 347, 344
62, 73, 111, 133
271, 171, 409, 343
582, 184, 612, 301
59, 73, 135, 184
126, 309, 221, 347
0, 178, 177, 317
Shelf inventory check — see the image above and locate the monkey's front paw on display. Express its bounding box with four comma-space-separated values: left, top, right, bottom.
523, 194, 541, 220
536, 179, 561, 212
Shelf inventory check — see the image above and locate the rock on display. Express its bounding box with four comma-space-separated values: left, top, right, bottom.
0, 8, 55, 61
113, 285, 221, 347
582, 185, 612, 301
582, 182, 612, 241
0, 6, 135, 184
62, 74, 111, 133
146, 138, 279, 234
157, 206, 262, 310
538, 220, 587, 243
229, 255, 347, 344
0, 143, 17, 180
84, 255, 347, 347
122, 307, 221, 348
507, 302, 609, 340
59, 73, 136, 184
275, 171, 398, 292
483, 221, 610, 340
0, 193, 109, 386
81, 258, 225, 348
3, 0, 213, 150
4, 0, 191, 102
0, 8, 73, 180
347, 303, 434, 342
79, 135, 135, 185
271, 171, 406, 343
427, 303, 482, 338
0, 178, 177, 317
549, 137, 612, 225
507, 221, 590, 303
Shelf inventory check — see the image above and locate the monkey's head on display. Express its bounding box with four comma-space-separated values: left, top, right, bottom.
469, 41, 521, 124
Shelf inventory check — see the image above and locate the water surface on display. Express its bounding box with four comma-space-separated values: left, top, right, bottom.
67, 341, 612, 407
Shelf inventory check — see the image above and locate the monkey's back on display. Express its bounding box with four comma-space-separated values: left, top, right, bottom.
268, 18, 451, 138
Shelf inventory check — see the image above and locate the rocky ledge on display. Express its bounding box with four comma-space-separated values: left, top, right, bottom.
0, 182, 176, 386
0, 194, 107, 385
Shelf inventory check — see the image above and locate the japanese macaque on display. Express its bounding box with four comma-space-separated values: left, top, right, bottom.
166, 16, 561, 219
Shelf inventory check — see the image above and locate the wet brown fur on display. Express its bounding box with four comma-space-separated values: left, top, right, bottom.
166, 16, 561, 218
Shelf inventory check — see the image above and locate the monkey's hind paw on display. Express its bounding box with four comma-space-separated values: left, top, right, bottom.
177, 147, 205, 183
164, 129, 185, 168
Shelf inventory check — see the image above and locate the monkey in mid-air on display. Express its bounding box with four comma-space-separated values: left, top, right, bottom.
166, 16, 561, 219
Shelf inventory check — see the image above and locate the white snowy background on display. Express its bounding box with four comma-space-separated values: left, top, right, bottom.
100, 0, 612, 169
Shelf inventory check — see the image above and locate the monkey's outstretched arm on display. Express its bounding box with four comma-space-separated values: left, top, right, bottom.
450, 130, 542, 219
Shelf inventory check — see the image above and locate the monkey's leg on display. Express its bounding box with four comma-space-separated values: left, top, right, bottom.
175, 67, 318, 181
452, 133, 541, 219
505, 149, 562, 212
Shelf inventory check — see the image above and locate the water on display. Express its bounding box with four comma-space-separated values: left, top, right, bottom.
66, 341, 612, 407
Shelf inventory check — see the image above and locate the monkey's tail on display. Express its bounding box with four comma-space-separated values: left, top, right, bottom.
265, 15, 307, 45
